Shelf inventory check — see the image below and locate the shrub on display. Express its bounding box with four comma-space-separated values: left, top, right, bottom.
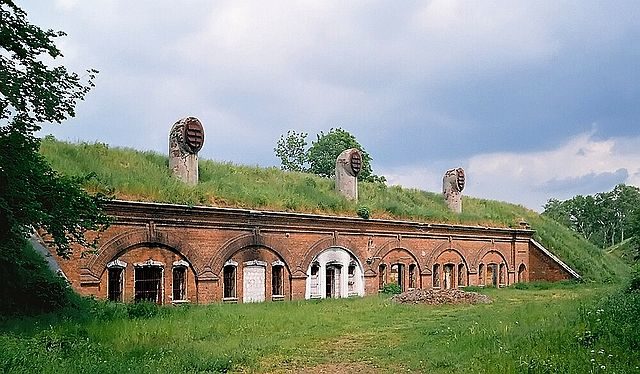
381, 283, 402, 295
356, 205, 371, 219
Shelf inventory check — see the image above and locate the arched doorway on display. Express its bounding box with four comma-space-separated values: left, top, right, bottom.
305, 247, 364, 299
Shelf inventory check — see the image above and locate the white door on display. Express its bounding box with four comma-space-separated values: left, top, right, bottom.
243, 266, 265, 303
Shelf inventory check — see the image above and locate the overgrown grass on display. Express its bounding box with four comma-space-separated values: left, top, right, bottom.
39, 138, 628, 282
1, 285, 638, 373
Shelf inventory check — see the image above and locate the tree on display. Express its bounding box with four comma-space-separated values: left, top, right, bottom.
274, 130, 308, 172
274, 127, 386, 183
543, 184, 640, 249
307, 128, 385, 183
1, 1, 108, 258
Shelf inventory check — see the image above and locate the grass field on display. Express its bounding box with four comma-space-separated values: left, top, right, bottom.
1, 283, 638, 373
39, 138, 628, 282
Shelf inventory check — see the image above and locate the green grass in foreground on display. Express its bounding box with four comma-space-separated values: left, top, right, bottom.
1, 284, 639, 373
39, 138, 628, 282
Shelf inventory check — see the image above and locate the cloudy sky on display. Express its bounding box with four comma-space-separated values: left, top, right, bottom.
20, 0, 640, 211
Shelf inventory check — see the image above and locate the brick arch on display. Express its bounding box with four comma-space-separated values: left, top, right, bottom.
87, 228, 200, 278
208, 232, 294, 274
427, 242, 471, 271
299, 235, 362, 275
473, 247, 510, 270
371, 240, 421, 273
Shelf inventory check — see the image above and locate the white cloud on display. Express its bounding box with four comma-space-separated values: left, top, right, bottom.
379, 131, 640, 211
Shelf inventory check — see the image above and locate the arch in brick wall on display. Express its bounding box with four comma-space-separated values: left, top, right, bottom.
472, 247, 510, 271
371, 239, 421, 274
298, 235, 363, 275
87, 228, 200, 279
208, 232, 294, 275
427, 242, 472, 272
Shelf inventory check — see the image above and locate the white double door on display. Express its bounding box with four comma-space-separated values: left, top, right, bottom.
243, 265, 265, 303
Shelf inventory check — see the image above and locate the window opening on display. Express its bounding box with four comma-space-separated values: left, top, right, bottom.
172, 266, 187, 301
135, 266, 163, 303
223, 265, 236, 299
433, 264, 441, 288
310, 262, 320, 297
378, 264, 387, 290
499, 263, 506, 286
108, 267, 124, 302
272, 265, 284, 297
518, 264, 526, 283
479, 263, 485, 286
487, 263, 498, 287
458, 263, 465, 287
348, 262, 356, 295
408, 264, 417, 289
443, 264, 454, 289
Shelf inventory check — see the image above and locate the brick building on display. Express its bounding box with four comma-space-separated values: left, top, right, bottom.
43, 200, 578, 304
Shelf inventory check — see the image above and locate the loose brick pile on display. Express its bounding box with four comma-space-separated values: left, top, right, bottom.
391, 288, 492, 305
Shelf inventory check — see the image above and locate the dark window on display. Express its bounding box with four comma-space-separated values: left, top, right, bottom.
272, 266, 284, 296
223, 265, 236, 298
172, 266, 187, 301
479, 263, 485, 286
108, 267, 123, 302
408, 264, 417, 289
433, 264, 440, 288
135, 266, 163, 303
378, 264, 387, 290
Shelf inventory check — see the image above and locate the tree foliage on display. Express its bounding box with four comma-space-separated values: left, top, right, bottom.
274, 127, 386, 183
543, 184, 640, 250
0, 0, 109, 261
274, 130, 308, 173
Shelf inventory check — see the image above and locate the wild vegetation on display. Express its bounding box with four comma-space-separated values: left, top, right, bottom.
1, 282, 639, 373
543, 184, 640, 256
40, 137, 628, 282
0, 0, 108, 315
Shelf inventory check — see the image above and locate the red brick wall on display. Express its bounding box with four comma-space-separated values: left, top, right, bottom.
45, 200, 574, 304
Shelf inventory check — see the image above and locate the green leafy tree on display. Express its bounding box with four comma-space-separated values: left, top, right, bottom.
1, 0, 109, 313
307, 128, 385, 183
274, 130, 308, 172
543, 184, 640, 249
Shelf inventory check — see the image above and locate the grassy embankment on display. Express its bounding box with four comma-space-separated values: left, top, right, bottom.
40, 138, 628, 282
1, 283, 639, 373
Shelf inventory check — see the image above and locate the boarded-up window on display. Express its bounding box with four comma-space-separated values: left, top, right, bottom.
272, 265, 284, 296
135, 266, 163, 303
108, 267, 124, 302
172, 266, 187, 301
223, 265, 236, 299
408, 264, 417, 289
433, 264, 440, 288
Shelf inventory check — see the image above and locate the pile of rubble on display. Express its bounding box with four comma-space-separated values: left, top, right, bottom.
391, 288, 492, 305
